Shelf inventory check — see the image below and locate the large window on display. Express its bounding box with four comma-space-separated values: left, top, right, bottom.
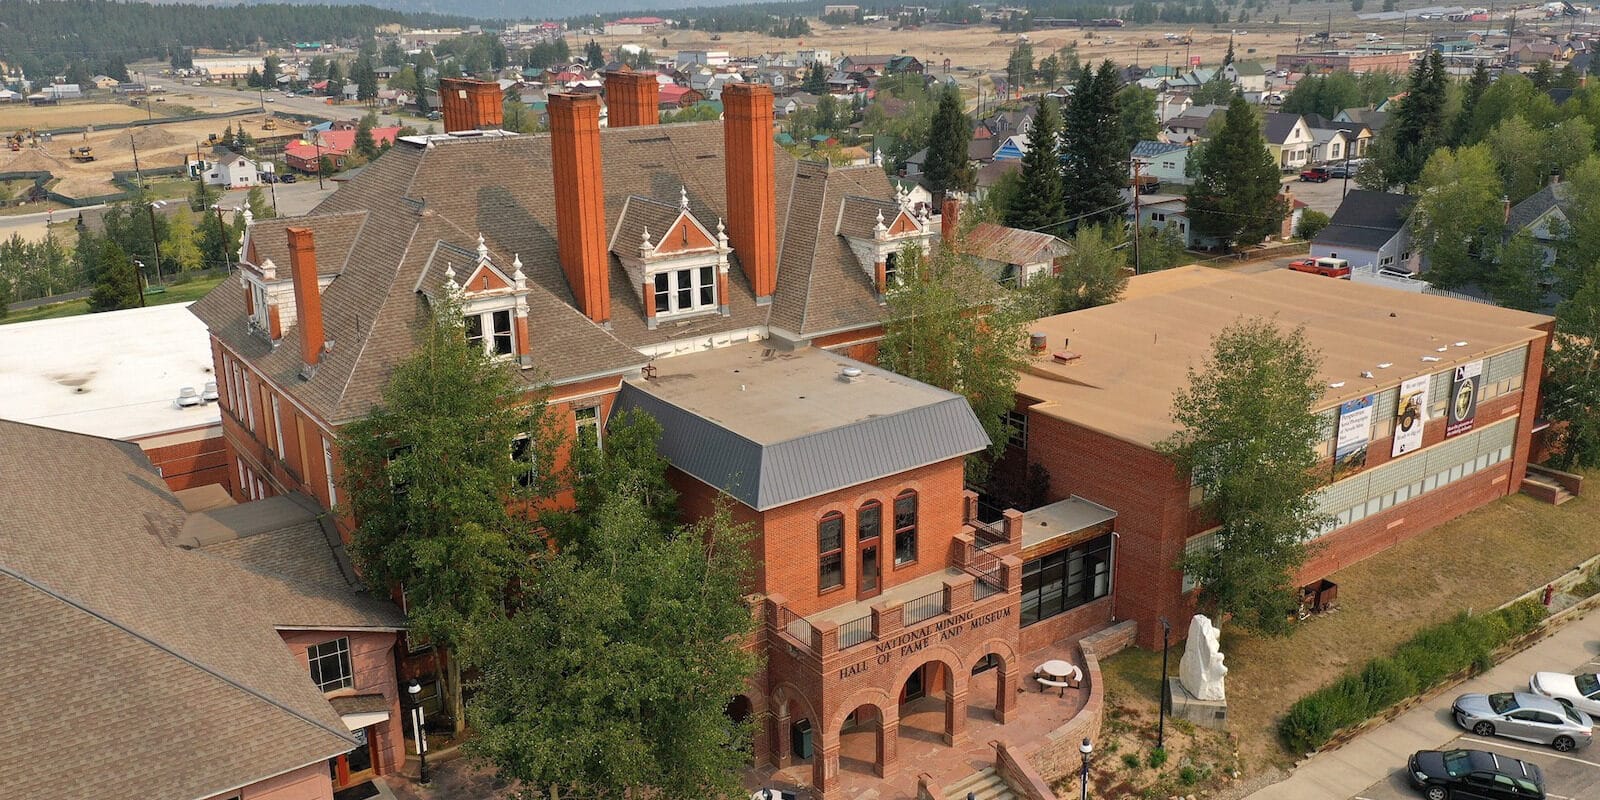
857, 500, 882, 542
322, 437, 338, 507
819, 512, 844, 591
1003, 409, 1028, 450
575, 406, 602, 449
270, 395, 285, 455
250, 282, 269, 331
893, 491, 918, 566
510, 434, 537, 488
465, 309, 514, 356
308, 637, 353, 692
1021, 533, 1114, 626
883, 251, 901, 287
653, 266, 716, 315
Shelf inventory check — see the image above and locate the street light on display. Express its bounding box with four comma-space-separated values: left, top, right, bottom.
132, 259, 149, 307
1338, 128, 1354, 199
1079, 737, 1093, 800
1158, 616, 1171, 750
407, 679, 430, 785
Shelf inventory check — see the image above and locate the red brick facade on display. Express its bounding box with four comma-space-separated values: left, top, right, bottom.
280, 629, 407, 789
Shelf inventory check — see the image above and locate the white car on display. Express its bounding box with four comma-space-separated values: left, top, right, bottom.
1530, 672, 1600, 716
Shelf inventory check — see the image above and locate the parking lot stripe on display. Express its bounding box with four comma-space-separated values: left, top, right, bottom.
1460, 737, 1600, 769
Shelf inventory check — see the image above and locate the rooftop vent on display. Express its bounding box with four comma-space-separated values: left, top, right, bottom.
1052, 351, 1081, 364
1029, 332, 1048, 354
176, 387, 201, 407
201, 382, 219, 402
839, 366, 863, 382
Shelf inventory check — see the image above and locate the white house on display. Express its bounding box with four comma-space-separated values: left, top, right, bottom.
192, 149, 274, 188
797, 49, 832, 66
676, 50, 732, 68
1311, 190, 1417, 272
1307, 128, 1352, 164
1262, 112, 1316, 170
1130, 140, 1192, 187
1222, 62, 1268, 93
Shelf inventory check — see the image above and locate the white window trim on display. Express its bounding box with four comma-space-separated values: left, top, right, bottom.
652, 265, 718, 316
464, 306, 515, 357
271, 394, 286, 455
322, 437, 338, 507
242, 374, 256, 432
250, 281, 269, 332
575, 406, 603, 450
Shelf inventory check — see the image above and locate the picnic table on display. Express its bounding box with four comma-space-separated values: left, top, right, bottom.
1034, 659, 1083, 696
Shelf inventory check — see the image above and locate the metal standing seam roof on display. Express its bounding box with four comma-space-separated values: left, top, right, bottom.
612, 346, 990, 510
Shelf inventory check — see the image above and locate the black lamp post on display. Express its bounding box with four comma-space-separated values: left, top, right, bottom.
407, 679, 430, 785
1079, 737, 1093, 800
1158, 616, 1171, 750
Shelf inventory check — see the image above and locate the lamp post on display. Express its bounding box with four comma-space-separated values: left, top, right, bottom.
1158, 616, 1172, 750
1079, 737, 1093, 800
1338, 128, 1354, 199
407, 679, 430, 785
146, 200, 166, 289
132, 259, 148, 307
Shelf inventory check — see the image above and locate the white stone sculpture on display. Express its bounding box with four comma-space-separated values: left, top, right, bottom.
1178, 614, 1228, 701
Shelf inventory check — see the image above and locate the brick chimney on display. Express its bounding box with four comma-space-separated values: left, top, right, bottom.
940, 196, 960, 243
285, 227, 325, 373
549, 93, 611, 324
604, 71, 660, 128
439, 78, 504, 133
722, 83, 778, 303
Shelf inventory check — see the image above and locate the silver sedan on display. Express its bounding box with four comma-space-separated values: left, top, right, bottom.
1453, 691, 1594, 752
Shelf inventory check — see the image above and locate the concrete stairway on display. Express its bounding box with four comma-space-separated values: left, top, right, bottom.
944, 767, 1019, 800
1521, 475, 1576, 505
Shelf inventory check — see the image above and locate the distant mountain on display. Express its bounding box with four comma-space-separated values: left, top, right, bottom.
161, 0, 812, 22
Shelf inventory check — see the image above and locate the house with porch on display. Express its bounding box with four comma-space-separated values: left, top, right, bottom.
1263, 112, 1315, 171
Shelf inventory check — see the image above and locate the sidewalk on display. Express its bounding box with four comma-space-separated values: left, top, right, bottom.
1245, 608, 1600, 800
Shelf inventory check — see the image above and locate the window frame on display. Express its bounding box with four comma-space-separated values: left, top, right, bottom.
652, 265, 718, 316
322, 436, 338, 507
270, 394, 285, 455
818, 511, 845, 592
1021, 533, 1115, 626
308, 636, 354, 693
575, 405, 602, 450
464, 308, 515, 357
1003, 409, 1028, 450
510, 433, 537, 489
892, 490, 918, 567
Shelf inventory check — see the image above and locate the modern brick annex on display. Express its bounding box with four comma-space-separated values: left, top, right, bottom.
995, 266, 1553, 650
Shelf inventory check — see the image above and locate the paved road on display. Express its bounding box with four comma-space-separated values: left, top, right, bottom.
1244, 609, 1600, 800
134, 70, 413, 129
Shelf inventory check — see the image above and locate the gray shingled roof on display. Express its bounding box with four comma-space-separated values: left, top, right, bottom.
1262, 112, 1305, 144
1313, 190, 1416, 250
0, 421, 403, 800
612, 345, 989, 510
1505, 183, 1572, 235
1132, 140, 1187, 158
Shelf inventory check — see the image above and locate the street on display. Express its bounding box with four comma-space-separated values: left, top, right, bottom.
1246, 609, 1600, 800
0, 179, 335, 244
133, 69, 413, 129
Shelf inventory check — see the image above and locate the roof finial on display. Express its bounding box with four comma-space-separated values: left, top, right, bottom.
476, 232, 489, 262
875, 208, 887, 236
717, 217, 728, 249
680, 184, 690, 212
872, 147, 882, 166
242, 207, 254, 228
511, 254, 526, 290
444, 263, 460, 296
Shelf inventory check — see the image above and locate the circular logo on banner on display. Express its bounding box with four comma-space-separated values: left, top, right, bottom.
1453, 380, 1476, 422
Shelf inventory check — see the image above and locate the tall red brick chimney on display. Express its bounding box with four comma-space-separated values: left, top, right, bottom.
604, 71, 660, 128
941, 196, 960, 243
285, 227, 325, 371
548, 93, 611, 324
722, 83, 777, 303
439, 78, 504, 133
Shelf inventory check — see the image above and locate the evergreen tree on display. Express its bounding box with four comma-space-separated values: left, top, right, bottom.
1491, 230, 1550, 311
262, 55, 280, 88
1185, 96, 1286, 247
585, 39, 604, 66
1036, 54, 1062, 87
1369, 50, 1449, 188
1005, 41, 1034, 92
1531, 60, 1554, 91
922, 85, 972, 204
325, 60, 343, 94
1452, 62, 1492, 146
1224, 35, 1236, 66
354, 115, 379, 159
87, 240, 141, 312
1005, 97, 1065, 231
803, 62, 827, 94
1116, 84, 1160, 153
1061, 60, 1126, 226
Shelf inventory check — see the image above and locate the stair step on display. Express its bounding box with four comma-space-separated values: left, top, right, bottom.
944, 768, 995, 795
944, 767, 1017, 800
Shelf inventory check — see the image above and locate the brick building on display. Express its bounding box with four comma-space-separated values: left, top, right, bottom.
1, 420, 407, 799
996, 266, 1553, 650
1275, 48, 1423, 74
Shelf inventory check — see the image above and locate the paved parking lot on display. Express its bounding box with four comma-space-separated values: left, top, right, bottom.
1283, 173, 1357, 217
1347, 648, 1600, 800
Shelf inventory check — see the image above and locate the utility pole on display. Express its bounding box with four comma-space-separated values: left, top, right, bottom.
1131, 161, 1142, 274
129, 132, 144, 187
146, 201, 165, 288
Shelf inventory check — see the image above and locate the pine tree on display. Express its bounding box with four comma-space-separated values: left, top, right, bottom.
88, 240, 141, 312
354, 115, 378, 159
585, 39, 603, 66
1004, 96, 1065, 232
1061, 60, 1125, 226
922, 85, 972, 204
803, 62, 827, 94
1185, 96, 1287, 247
325, 61, 343, 95
247, 186, 274, 220
1224, 35, 1236, 66
1452, 62, 1491, 146
1371, 50, 1449, 188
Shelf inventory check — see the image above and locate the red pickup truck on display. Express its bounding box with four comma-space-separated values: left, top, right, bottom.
1298, 167, 1332, 182
1289, 257, 1352, 278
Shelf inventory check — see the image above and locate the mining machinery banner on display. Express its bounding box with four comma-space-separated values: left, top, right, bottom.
1392, 375, 1430, 457
1447, 360, 1483, 438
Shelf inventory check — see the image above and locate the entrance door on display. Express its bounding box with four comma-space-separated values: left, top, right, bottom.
329, 725, 377, 788
857, 501, 883, 600
858, 544, 880, 600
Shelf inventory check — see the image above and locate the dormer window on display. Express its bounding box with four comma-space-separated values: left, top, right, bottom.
654, 265, 717, 316
883, 251, 901, 288
249, 281, 269, 331
465, 308, 514, 356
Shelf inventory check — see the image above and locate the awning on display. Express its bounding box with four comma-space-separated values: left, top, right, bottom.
341, 711, 389, 732
330, 694, 391, 732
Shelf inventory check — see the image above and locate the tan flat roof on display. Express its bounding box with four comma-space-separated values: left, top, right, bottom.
1018, 266, 1551, 448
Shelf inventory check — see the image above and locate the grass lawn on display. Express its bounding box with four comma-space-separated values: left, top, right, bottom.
2, 272, 226, 325
1102, 474, 1600, 776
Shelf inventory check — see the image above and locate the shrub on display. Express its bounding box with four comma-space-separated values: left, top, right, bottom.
1359, 658, 1417, 710
1122, 753, 1142, 770
1147, 748, 1169, 769
1179, 765, 1200, 785
1497, 598, 1548, 636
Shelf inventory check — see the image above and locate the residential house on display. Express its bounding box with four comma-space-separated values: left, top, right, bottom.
658, 84, 704, 108
1134, 195, 1213, 248
1222, 61, 1267, 93
1307, 127, 1352, 164
1130, 140, 1192, 187
1157, 91, 1193, 122
1515, 40, 1571, 64
778, 91, 821, 117
1310, 189, 1417, 272
284, 126, 402, 173
1165, 68, 1218, 90
953, 222, 1071, 285
1334, 107, 1390, 137
1262, 112, 1315, 170
1162, 105, 1225, 143
191, 146, 276, 188
2, 420, 408, 800
1503, 182, 1573, 266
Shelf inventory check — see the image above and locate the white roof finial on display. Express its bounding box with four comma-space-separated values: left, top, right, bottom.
717, 217, 728, 248
242, 207, 254, 227
680, 185, 690, 212
512, 254, 526, 289
874, 208, 887, 236
476, 233, 488, 261
641, 226, 652, 246
444, 263, 460, 296
872, 147, 882, 166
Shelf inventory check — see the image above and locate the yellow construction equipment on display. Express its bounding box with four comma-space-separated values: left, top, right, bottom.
69, 146, 95, 162
262, 117, 279, 131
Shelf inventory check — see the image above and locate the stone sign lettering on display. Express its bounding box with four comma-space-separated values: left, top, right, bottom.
835, 604, 1013, 680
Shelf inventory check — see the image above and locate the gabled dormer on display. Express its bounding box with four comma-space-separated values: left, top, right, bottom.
837, 185, 934, 300
610, 188, 733, 329
416, 234, 534, 367
238, 211, 360, 347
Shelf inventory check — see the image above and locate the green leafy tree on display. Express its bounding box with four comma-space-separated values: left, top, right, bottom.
1545, 268, 1600, 468
164, 211, 205, 272
1161, 318, 1329, 636
325, 60, 343, 94
87, 239, 141, 312
246, 186, 274, 220
342, 297, 559, 736
465, 491, 757, 800
1192, 71, 1239, 106
1056, 224, 1129, 309
390, 64, 419, 94
541, 409, 678, 549
1005, 97, 1065, 231
1116, 84, 1160, 153
1531, 60, 1554, 91
1491, 230, 1550, 311
1452, 62, 1492, 145
1133, 223, 1191, 272
1036, 53, 1062, 87
1186, 96, 1287, 247
1061, 60, 1125, 225
879, 241, 1037, 481
1005, 41, 1034, 92
1408, 144, 1503, 290
199, 205, 240, 268
922, 85, 972, 204
1486, 115, 1546, 203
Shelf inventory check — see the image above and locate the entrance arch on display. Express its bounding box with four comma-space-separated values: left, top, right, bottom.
967, 640, 1020, 723
895, 654, 966, 746
835, 700, 894, 777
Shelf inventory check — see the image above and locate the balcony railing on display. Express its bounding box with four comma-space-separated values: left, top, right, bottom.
838, 614, 873, 649
780, 605, 814, 646
902, 588, 946, 625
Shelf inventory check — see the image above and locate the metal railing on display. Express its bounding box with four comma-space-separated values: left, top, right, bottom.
838, 614, 873, 649
903, 588, 948, 625
779, 606, 814, 649
974, 576, 1005, 599
971, 518, 1009, 550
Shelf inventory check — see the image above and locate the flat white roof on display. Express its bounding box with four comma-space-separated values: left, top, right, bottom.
0, 303, 219, 440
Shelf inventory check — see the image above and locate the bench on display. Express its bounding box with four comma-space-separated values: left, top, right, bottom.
1036, 677, 1075, 696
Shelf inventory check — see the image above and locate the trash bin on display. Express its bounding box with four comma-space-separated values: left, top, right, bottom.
791, 719, 813, 760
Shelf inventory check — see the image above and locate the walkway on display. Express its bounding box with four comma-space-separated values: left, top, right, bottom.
1244, 609, 1600, 800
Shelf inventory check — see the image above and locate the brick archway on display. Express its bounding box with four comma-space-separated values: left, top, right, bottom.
830, 693, 896, 778
968, 638, 1021, 723
893, 650, 967, 746
768, 681, 820, 773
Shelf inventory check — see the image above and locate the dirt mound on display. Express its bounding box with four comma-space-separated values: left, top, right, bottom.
127, 126, 180, 150
0, 148, 66, 173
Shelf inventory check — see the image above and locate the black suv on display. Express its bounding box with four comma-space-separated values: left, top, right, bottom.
1408, 749, 1544, 799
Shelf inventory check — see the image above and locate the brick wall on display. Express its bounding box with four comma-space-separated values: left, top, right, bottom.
1018, 596, 1113, 655
278, 629, 405, 783
209, 761, 331, 800
136, 427, 230, 492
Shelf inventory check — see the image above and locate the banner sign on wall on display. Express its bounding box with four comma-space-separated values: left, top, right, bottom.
1447, 360, 1483, 438
1334, 394, 1375, 478
1391, 375, 1431, 457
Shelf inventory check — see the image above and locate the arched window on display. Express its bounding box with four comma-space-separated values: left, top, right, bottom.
819, 512, 845, 590
893, 490, 918, 566
857, 500, 882, 542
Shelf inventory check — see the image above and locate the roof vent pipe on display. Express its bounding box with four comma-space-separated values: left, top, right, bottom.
1029, 332, 1048, 354
840, 366, 863, 382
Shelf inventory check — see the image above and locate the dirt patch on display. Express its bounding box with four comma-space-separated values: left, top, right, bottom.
1, 102, 151, 129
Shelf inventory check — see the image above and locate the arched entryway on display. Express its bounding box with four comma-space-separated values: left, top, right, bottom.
836, 702, 893, 777
725, 694, 753, 725
896, 656, 965, 746
767, 684, 818, 774
967, 642, 1020, 723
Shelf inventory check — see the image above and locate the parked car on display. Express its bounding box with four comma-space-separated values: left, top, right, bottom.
280, 174, 297, 183
1408, 748, 1544, 800
1288, 257, 1352, 278
1299, 166, 1332, 182
1452, 691, 1594, 751
1529, 671, 1600, 716
1327, 161, 1361, 179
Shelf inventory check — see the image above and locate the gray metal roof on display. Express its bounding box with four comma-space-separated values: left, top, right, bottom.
614, 344, 990, 510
